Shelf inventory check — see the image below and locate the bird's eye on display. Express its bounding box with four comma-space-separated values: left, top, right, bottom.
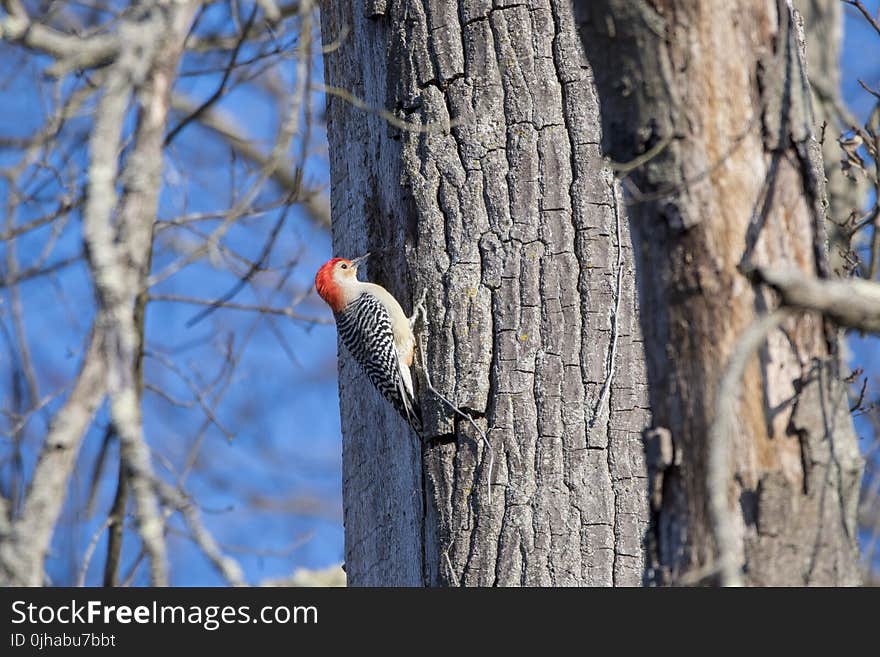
340, 263, 348, 270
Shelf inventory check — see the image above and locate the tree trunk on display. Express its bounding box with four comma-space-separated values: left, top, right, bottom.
575, 1, 863, 585
320, 1, 650, 586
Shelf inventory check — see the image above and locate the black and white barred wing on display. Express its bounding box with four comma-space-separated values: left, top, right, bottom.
335, 293, 421, 432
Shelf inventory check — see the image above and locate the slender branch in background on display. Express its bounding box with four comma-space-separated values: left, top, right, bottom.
184, 196, 293, 327
859, 79, 880, 102
144, 349, 236, 440
260, 563, 345, 586
148, 295, 331, 323
3, 193, 42, 424
0, 196, 81, 241
185, 0, 302, 52
0, 253, 84, 287
78, 517, 112, 587
0, 0, 120, 73
0, 384, 71, 440
0, 331, 106, 585
168, 94, 330, 227
83, 425, 113, 517
155, 200, 292, 229
154, 479, 246, 586
842, 1, 880, 37
848, 206, 880, 236
866, 106, 880, 279
747, 266, 880, 332
254, 0, 282, 22
164, 7, 258, 147
102, 427, 128, 586
708, 309, 793, 587
871, 210, 880, 281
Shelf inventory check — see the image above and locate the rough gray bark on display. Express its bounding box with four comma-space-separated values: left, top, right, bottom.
575, 1, 863, 585
320, 0, 650, 586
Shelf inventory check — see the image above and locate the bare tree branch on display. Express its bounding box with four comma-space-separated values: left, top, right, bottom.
148, 293, 330, 323
749, 266, 880, 332
154, 479, 246, 586
80, 1, 201, 587
708, 309, 794, 587
0, 0, 119, 74
0, 331, 106, 585
169, 94, 330, 229
842, 1, 880, 37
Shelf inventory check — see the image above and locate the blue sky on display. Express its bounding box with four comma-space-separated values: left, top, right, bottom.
842, 1, 880, 492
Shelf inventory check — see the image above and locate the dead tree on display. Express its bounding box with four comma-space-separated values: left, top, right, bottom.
575, 0, 864, 585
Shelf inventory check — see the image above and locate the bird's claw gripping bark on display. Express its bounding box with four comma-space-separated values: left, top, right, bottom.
410, 288, 428, 329
410, 290, 494, 502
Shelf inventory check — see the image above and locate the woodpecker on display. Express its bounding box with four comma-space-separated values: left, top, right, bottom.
315, 254, 422, 433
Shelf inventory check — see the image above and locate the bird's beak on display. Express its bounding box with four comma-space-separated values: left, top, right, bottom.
349, 252, 370, 269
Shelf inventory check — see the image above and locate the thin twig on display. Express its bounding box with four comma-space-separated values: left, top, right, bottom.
590, 181, 624, 428
77, 518, 111, 587
622, 116, 759, 203
184, 195, 294, 327
843, 1, 880, 37
608, 134, 673, 173
414, 300, 495, 504
443, 545, 461, 587
0, 384, 71, 438
316, 82, 463, 134
0, 253, 84, 287
144, 349, 236, 441
164, 7, 258, 146
154, 479, 246, 586
149, 293, 332, 324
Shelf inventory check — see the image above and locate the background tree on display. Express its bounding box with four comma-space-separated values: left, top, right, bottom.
832, 0, 880, 583
575, 0, 869, 585
798, 0, 869, 274
0, 0, 344, 586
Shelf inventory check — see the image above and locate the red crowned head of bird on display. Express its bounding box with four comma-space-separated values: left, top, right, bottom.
314, 253, 370, 313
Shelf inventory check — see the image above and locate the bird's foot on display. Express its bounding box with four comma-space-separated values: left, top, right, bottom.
410, 288, 428, 329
